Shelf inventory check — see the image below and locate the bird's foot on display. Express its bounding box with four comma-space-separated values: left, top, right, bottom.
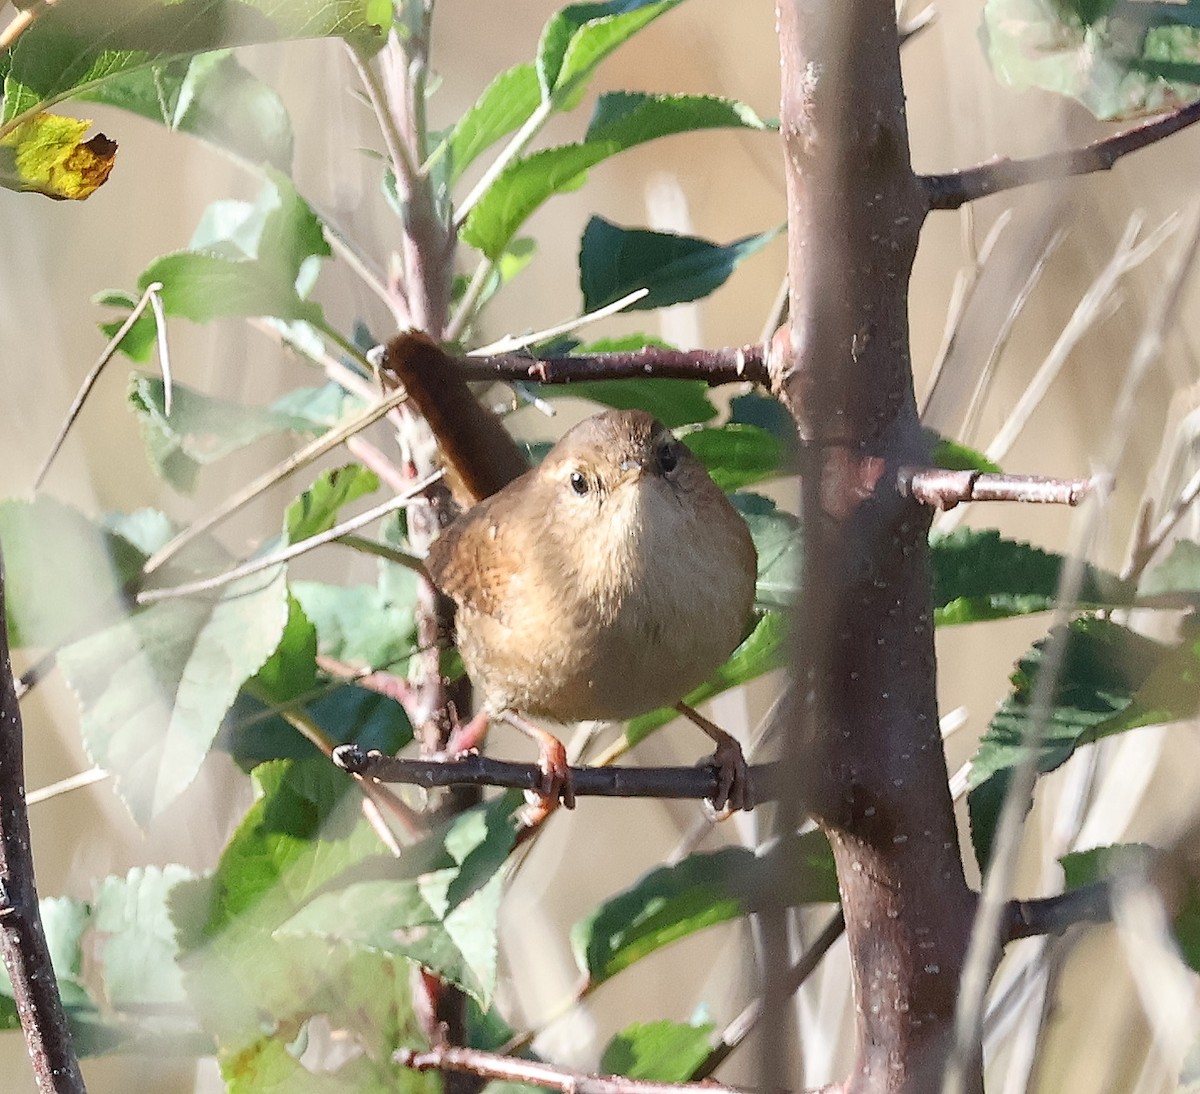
503, 713, 575, 822
443, 709, 490, 757
704, 731, 752, 817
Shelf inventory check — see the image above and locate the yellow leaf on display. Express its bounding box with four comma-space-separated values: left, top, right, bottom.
0, 112, 117, 200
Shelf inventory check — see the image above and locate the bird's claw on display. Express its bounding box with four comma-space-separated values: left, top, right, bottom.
519, 735, 575, 824
704, 734, 752, 817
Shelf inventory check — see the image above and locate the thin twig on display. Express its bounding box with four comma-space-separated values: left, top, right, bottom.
140, 385, 411, 576
347, 44, 421, 194
453, 99, 554, 229
0, 552, 86, 1093
445, 257, 496, 344
1001, 882, 1111, 943
470, 289, 650, 356
923, 96, 1200, 210
136, 470, 440, 605
0, 0, 56, 52
149, 287, 172, 417
900, 468, 1095, 510
25, 768, 110, 808
333, 745, 781, 802
1122, 463, 1200, 582
35, 281, 163, 489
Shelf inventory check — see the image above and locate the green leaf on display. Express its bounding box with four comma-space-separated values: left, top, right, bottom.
58, 568, 289, 824
585, 90, 771, 145
926, 430, 1002, 474
929, 528, 1129, 625
681, 423, 785, 492
729, 392, 798, 454
966, 618, 1178, 866
285, 464, 379, 542
1139, 539, 1200, 598
625, 610, 787, 746
445, 63, 541, 184
277, 796, 523, 1005
2, 0, 389, 125
730, 494, 802, 612
982, 0, 1200, 120
78, 50, 292, 171
571, 833, 836, 985
600, 1019, 715, 1082
461, 140, 619, 260
538, 1, 683, 109
292, 576, 417, 671
0, 497, 143, 647
128, 373, 331, 493
0, 111, 115, 198
0, 896, 91, 1010
580, 217, 780, 312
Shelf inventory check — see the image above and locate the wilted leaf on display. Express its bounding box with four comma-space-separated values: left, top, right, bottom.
0, 112, 115, 199
580, 217, 780, 312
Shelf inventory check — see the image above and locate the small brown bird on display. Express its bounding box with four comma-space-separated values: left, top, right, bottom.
426, 408, 758, 811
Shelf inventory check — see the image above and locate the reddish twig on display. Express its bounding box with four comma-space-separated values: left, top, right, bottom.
923, 97, 1200, 211
453, 343, 771, 388
1002, 882, 1112, 944
0, 553, 86, 1094
397, 1044, 843, 1094
332, 744, 781, 803
900, 468, 1096, 510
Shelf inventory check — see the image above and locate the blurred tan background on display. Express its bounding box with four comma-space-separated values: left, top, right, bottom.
2, 1, 1200, 1090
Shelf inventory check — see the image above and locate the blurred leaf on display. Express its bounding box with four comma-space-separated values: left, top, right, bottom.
0, 112, 114, 198
580, 217, 780, 312
285, 464, 378, 542
1139, 539, 1200, 597
1059, 842, 1155, 891
929, 528, 1129, 625
729, 392, 797, 454
128, 374, 332, 493
585, 90, 771, 145
731, 494, 802, 612
461, 140, 619, 260
95, 288, 159, 362
538, 1, 683, 109
601, 1019, 715, 1082
445, 63, 541, 183
292, 575, 417, 671
681, 423, 785, 492
926, 431, 1002, 474
59, 568, 289, 824
0, 496, 143, 647
572, 832, 836, 985
79, 50, 292, 171
2, 0, 388, 124
967, 619, 1188, 867
982, 0, 1200, 120
625, 610, 787, 745
221, 1037, 409, 1093
0, 896, 91, 1009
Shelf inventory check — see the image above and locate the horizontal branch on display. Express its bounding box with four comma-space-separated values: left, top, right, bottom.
332, 744, 781, 801
453, 343, 770, 387
899, 467, 1096, 510
396, 1044, 842, 1094
923, 97, 1200, 211
1002, 881, 1112, 944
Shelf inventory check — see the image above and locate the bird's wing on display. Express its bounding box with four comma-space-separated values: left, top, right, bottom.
425, 495, 524, 621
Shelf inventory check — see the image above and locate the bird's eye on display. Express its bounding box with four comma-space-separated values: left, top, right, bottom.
656, 442, 679, 475
569, 471, 590, 495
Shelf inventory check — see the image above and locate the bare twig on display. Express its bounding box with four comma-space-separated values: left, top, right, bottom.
901, 468, 1095, 509
470, 288, 649, 356
397, 1044, 842, 1094
923, 97, 1200, 210
0, 552, 86, 1093
333, 744, 782, 802
1123, 463, 1200, 582
0, 0, 57, 52
1002, 882, 1111, 943
25, 768, 110, 808
35, 281, 163, 489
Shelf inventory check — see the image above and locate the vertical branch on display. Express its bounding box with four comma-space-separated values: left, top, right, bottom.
773, 4, 979, 1093
0, 551, 86, 1094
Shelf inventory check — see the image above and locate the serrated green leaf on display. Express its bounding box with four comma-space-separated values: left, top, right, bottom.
78, 50, 292, 171
580, 217, 781, 312
571, 833, 836, 985
930, 528, 1129, 625
982, 0, 1200, 120
445, 63, 542, 184
461, 140, 619, 260
681, 423, 785, 492
284, 464, 378, 543
730, 494, 802, 612
538, 1, 683, 109
0, 111, 115, 198
58, 569, 289, 824
625, 610, 787, 745
2, 0, 388, 126
0, 496, 144, 647
967, 618, 1183, 867
601, 1019, 715, 1082
585, 90, 771, 145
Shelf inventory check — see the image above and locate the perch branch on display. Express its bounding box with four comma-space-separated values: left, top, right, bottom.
332, 744, 781, 802
397, 1044, 842, 1094
900, 468, 1097, 510
1001, 882, 1112, 943
0, 552, 86, 1093
923, 97, 1200, 211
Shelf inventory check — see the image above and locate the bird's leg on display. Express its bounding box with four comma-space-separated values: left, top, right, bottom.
674, 701, 752, 813
443, 707, 490, 756
501, 712, 576, 812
